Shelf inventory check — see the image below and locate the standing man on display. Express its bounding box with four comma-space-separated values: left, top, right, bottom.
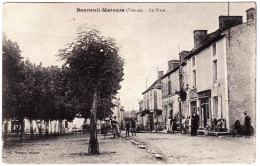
131, 119, 136, 136
125, 119, 130, 137
191, 113, 199, 136
243, 111, 252, 138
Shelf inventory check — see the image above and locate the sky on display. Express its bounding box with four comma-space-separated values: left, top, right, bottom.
3, 2, 256, 112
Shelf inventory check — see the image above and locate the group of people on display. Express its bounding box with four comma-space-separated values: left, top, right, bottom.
125, 118, 136, 137
111, 111, 252, 138
111, 116, 137, 138
190, 111, 252, 137
178, 113, 199, 136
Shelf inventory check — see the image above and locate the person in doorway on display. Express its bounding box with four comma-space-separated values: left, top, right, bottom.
243, 111, 252, 138
191, 113, 199, 136
172, 117, 177, 133
125, 119, 130, 137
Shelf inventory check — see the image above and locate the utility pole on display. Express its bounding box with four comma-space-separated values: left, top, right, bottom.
228, 2, 231, 47
146, 78, 147, 89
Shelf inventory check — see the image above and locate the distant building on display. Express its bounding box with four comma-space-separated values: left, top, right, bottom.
123, 110, 137, 120
136, 100, 144, 126
161, 60, 180, 131
141, 71, 163, 131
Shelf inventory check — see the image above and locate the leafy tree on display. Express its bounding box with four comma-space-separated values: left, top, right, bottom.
3, 34, 79, 141
58, 27, 124, 154
2, 34, 29, 142
22, 59, 38, 139
2, 34, 24, 120
97, 98, 114, 121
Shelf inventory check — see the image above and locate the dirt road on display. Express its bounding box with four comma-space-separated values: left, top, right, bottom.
2, 133, 160, 164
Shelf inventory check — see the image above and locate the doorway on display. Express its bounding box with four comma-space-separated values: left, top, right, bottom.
200, 98, 210, 128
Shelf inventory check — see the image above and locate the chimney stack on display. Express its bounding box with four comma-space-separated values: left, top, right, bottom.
193, 30, 208, 48
179, 51, 190, 63
219, 16, 243, 31
167, 60, 179, 72
246, 8, 256, 21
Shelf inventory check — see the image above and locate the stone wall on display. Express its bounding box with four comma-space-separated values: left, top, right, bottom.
225, 20, 256, 130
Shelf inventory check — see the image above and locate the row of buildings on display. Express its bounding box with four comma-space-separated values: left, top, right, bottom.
137, 8, 256, 133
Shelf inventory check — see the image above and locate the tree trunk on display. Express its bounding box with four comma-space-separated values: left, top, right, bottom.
50, 120, 52, 135
16, 124, 19, 138
88, 88, 100, 155
30, 120, 34, 139
54, 121, 56, 135
45, 120, 49, 136
39, 120, 42, 137
59, 120, 62, 135
19, 118, 24, 142
4, 120, 8, 143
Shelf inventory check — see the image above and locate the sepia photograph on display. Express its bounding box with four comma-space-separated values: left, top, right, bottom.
1, 2, 257, 164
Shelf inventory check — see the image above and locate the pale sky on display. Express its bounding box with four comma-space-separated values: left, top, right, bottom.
3, 2, 255, 112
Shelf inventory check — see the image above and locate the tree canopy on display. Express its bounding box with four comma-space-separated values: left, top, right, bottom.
58, 26, 124, 154
3, 27, 124, 148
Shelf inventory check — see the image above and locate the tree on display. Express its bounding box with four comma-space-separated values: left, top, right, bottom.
22, 59, 37, 139
2, 34, 29, 142
58, 26, 124, 155
3, 34, 78, 141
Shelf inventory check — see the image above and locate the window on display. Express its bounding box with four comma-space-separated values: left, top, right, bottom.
212, 43, 216, 56
193, 70, 196, 88
192, 57, 195, 67
213, 60, 217, 82
168, 80, 171, 95
213, 96, 218, 118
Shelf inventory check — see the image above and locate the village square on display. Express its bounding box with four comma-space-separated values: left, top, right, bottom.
2, 3, 257, 164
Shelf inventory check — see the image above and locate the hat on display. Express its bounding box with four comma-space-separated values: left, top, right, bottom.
243, 111, 247, 114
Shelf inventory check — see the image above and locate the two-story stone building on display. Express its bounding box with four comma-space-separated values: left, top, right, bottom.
141, 71, 164, 131
160, 60, 181, 131
183, 8, 256, 132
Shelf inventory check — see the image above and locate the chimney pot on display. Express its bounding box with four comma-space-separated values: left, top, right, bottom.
193, 30, 208, 48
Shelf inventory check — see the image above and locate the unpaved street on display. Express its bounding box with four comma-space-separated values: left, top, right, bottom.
2, 132, 256, 164
128, 132, 255, 164
2, 133, 160, 164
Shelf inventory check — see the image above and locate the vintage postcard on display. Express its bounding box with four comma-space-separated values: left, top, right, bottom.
2, 2, 256, 164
